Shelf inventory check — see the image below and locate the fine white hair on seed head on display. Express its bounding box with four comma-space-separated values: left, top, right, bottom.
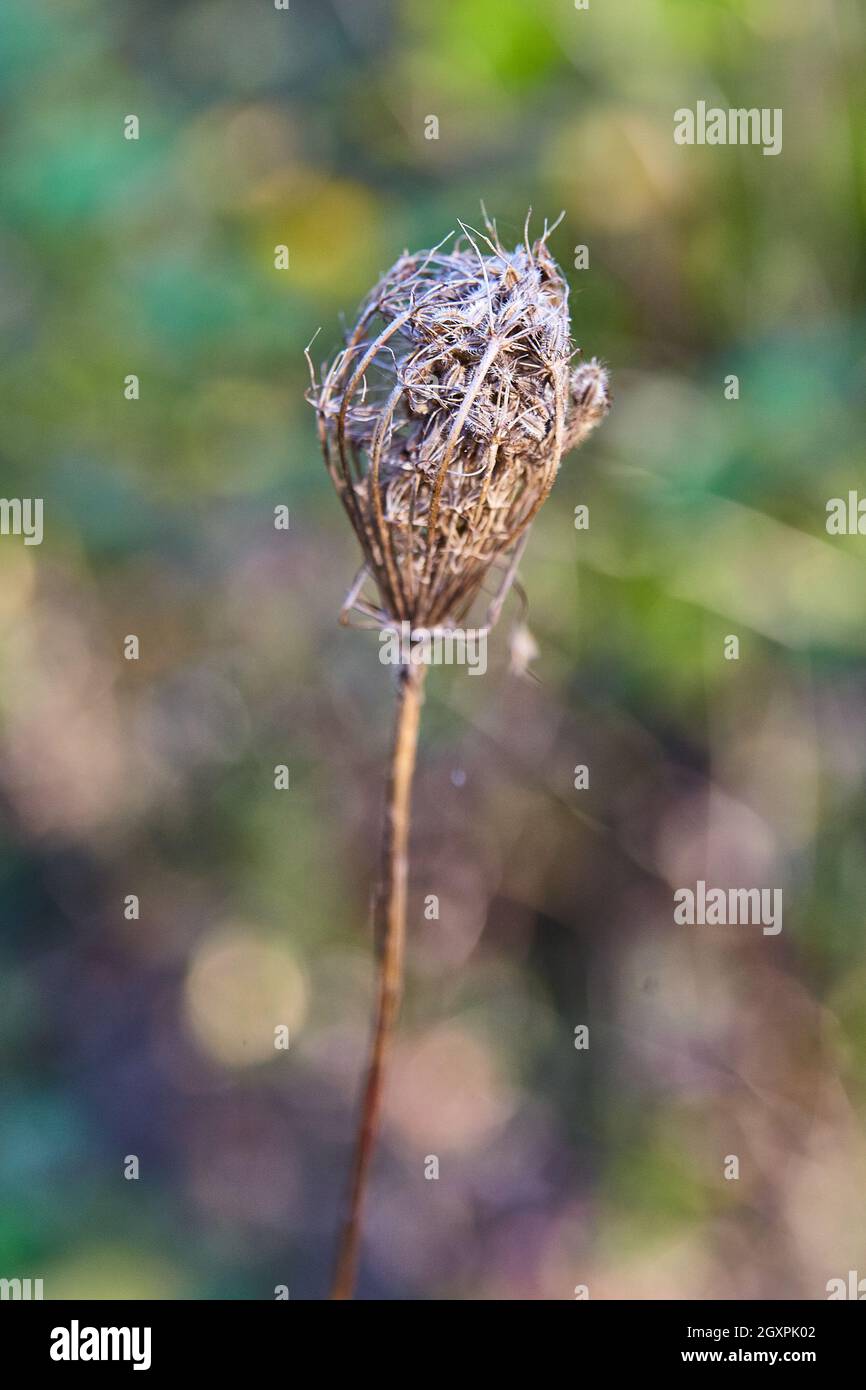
307, 213, 610, 629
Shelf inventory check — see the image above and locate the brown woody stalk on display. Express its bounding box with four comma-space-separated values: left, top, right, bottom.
307, 213, 609, 1299
331, 661, 425, 1299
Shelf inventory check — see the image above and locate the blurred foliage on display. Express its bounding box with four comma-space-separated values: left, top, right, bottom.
1, 0, 865, 1299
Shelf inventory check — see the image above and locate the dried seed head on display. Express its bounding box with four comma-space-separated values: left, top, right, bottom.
308, 216, 610, 630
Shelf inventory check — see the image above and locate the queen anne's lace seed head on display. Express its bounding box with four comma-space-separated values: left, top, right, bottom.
307, 216, 610, 630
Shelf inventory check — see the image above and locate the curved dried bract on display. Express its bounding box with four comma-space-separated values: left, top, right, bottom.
308, 216, 610, 629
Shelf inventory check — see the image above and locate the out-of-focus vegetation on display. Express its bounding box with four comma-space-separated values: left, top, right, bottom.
1, 0, 865, 1299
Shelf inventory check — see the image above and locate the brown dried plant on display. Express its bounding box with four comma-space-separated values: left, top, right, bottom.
307, 212, 609, 1299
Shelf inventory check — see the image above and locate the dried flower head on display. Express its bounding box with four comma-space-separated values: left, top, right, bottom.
307, 213, 609, 631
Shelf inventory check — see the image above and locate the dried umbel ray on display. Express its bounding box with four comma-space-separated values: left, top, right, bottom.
307, 215, 609, 1300
307, 213, 609, 634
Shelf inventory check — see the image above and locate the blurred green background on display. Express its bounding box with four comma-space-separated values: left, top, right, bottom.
1, 0, 865, 1300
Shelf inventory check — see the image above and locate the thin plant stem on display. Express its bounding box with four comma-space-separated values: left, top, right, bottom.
331, 661, 427, 1299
